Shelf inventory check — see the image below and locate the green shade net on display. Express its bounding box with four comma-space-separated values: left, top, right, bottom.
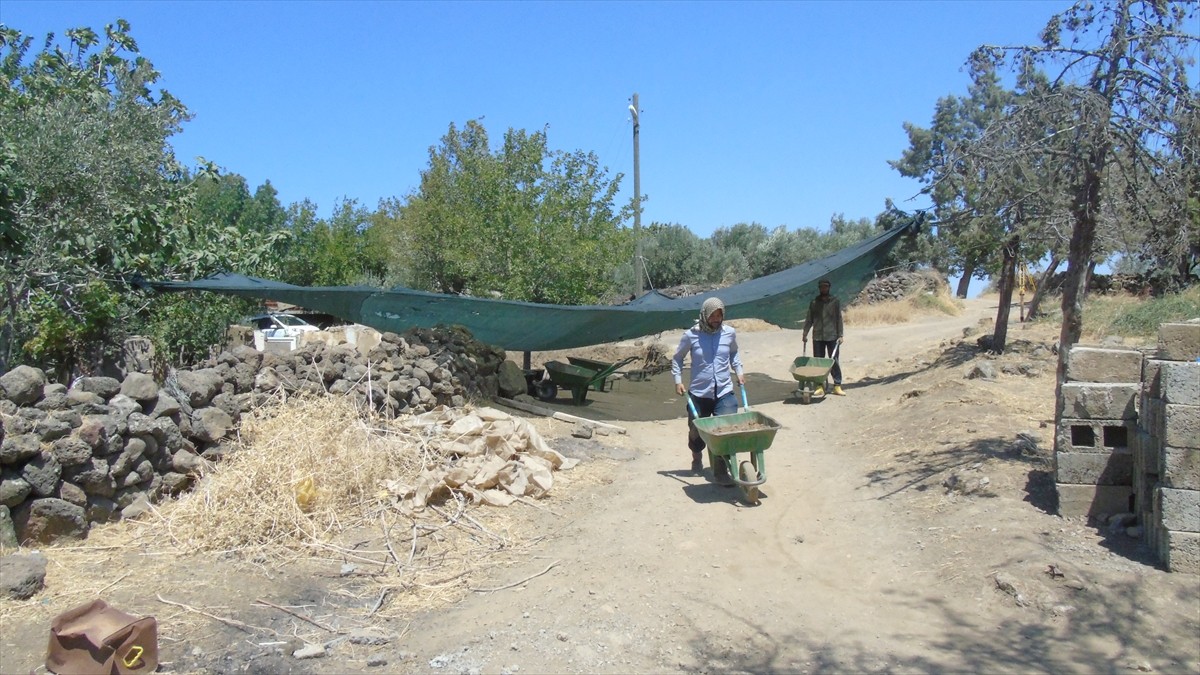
149, 222, 914, 352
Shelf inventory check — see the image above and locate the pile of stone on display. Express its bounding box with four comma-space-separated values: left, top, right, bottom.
1, 325, 528, 548
854, 270, 947, 305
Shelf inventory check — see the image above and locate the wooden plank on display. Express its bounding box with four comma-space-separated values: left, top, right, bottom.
493, 397, 627, 435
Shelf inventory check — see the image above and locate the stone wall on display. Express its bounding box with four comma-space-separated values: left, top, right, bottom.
0, 325, 521, 548
1056, 321, 1200, 573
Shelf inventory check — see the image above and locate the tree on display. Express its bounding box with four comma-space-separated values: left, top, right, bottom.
639, 222, 711, 289
973, 0, 1198, 391
386, 120, 633, 304
0, 22, 287, 375
892, 64, 1018, 298
278, 198, 386, 287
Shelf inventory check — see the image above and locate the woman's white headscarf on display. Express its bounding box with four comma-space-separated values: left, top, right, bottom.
698, 297, 725, 334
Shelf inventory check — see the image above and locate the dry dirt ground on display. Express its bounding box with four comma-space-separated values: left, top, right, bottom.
3, 296, 1199, 674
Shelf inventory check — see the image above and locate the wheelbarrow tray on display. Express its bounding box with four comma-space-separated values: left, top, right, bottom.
544, 361, 598, 388
566, 355, 638, 392
543, 361, 606, 405
691, 410, 782, 457
790, 356, 835, 381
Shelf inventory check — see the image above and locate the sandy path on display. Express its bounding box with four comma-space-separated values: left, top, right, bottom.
396, 300, 1029, 674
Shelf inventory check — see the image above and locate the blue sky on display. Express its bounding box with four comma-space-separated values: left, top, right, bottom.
2, 0, 1074, 238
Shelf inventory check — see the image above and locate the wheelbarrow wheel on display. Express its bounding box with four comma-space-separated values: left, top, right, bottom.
739, 460, 760, 504
800, 390, 812, 405
534, 381, 558, 402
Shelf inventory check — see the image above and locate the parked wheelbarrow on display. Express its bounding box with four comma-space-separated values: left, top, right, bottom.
539, 358, 634, 405
790, 343, 838, 404
689, 387, 781, 504
565, 355, 640, 392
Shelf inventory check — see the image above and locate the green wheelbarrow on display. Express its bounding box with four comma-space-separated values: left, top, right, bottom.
790, 343, 838, 404
689, 387, 781, 504
565, 355, 639, 392
540, 358, 636, 405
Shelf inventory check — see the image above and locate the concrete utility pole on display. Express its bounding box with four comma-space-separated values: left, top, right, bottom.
630, 93, 643, 297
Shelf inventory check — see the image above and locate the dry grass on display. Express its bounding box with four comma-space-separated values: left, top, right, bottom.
846, 285, 963, 327
0, 396, 603, 638
156, 395, 413, 555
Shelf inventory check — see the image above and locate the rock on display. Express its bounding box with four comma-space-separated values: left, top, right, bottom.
15, 497, 88, 543
191, 408, 232, 443
293, 644, 326, 659
75, 376, 122, 400
1, 434, 42, 465
51, 436, 93, 467
0, 366, 47, 406
0, 505, 18, 550
0, 472, 32, 508
174, 369, 223, 408
22, 454, 62, 497
497, 360, 527, 399
0, 551, 48, 599
120, 372, 159, 403
966, 362, 998, 380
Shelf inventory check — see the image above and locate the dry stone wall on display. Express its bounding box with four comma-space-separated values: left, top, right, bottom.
0, 325, 517, 548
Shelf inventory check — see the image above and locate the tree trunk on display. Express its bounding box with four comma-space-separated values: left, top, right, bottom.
1025, 254, 1060, 320
1057, 163, 1105, 414
955, 264, 974, 299
993, 236, 1018, 353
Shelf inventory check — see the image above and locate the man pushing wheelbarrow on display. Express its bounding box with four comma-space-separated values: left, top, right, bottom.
801, 278, 845, 397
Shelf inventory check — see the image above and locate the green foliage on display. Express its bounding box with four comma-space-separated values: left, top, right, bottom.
276, 198, 386, 287
140, 293, 253, 365
639, 223, 711, 288
19, 281, 121, 378
383, 120, 633, 304
0, 22, 295, 374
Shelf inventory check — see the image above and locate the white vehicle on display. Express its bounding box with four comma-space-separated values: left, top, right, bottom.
249, 313, 321, 353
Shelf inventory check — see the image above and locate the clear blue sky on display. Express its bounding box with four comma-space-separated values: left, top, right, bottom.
2, 0, 1074, 238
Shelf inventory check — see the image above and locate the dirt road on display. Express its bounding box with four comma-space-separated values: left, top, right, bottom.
389, 299, 1199, 674
3, 298, 1196, 674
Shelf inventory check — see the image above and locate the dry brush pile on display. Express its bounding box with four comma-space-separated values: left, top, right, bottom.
0, 325, 539, 549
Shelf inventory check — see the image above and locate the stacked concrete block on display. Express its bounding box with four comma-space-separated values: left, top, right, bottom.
1136, 322, 1200, 574
1056, 346, 1144, 519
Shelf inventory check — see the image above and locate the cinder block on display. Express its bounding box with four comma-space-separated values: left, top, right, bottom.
1157, 361, 1200, 405
1142, 397, 1166, 435
1056, 483, 1133, 518
1164, 404, 1200, 449
1162, 447, 1200, 490
1056, 450, 1133, 485
1143, 359, 1164, 398
1066, 346, 1144, 383
1161, 529, 1200, 575
1056, 418, 1136, 452
1157, 323, 1200, 362
1061, 383, 1139, 420
1158, 486, 1200, 532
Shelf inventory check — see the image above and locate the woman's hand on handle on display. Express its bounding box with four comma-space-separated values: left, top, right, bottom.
676, 383, 686, 396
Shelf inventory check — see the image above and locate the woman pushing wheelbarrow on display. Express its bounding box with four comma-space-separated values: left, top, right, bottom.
672, 297, 745, 485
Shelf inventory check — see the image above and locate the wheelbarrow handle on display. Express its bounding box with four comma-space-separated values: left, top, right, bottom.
740, 382, 750, 410
685, 393, 700, 418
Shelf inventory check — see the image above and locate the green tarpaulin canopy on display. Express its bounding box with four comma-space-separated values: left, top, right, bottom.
149, 222, 914, 352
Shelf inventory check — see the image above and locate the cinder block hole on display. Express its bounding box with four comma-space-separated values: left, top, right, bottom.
1071, 425, 1096, 447
1103, 425, 1128, 448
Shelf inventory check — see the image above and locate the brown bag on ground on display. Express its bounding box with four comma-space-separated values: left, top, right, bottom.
45, 598, 158, 675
